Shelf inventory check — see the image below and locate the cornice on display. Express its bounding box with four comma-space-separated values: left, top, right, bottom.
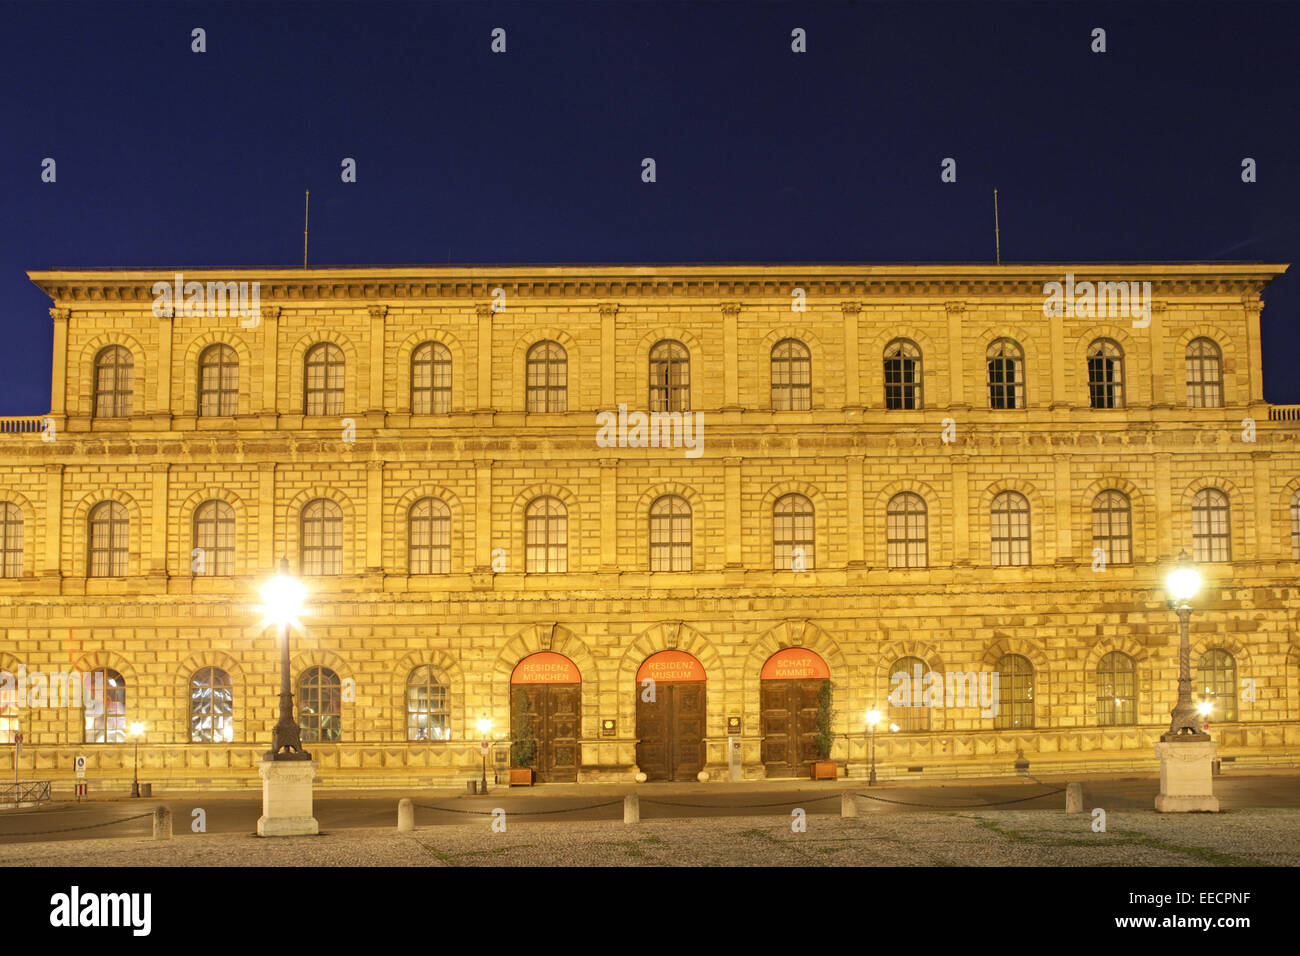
26, 263, 1289, 308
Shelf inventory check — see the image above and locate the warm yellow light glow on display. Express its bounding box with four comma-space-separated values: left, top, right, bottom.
129, 722, 145, 738
1197, 700, 1213, 716
476, 717, 492, 735
866, 709, 882, 727
259, 571, 308, 630
888, 723, 900, 733
1166, 561, 1202, 602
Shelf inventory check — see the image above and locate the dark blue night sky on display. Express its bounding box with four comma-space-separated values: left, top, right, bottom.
2, 0, 1298, 412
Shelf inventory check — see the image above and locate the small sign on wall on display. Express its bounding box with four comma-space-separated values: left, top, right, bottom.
727, 716, 741, 734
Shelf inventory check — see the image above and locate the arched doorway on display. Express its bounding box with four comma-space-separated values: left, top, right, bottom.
510, 652, 581, 783
760, 648, 830, 778
635, 650, 706, 782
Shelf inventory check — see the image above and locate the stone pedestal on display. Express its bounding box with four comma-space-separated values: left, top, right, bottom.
1154, 740, 1220, 812
257, 759, 319, 836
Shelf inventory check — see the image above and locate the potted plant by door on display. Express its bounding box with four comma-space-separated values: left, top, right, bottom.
509, 694, 537, 786
810, 680, 837, 780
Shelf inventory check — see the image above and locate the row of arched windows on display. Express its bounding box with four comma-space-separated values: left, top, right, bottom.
887, 649, 1241, 731
0, 651, 1245, 744
0, 487, 1269, 578
85, 335, 1230, 417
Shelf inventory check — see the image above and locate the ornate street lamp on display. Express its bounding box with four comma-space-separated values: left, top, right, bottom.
1163, 551, 1209, 741
476, 717, 492, 793
865, 709, 882, 785
129, 721, 145, 797
260, 558, 312, 761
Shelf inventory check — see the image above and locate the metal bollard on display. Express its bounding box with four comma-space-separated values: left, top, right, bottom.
624, 793, 640, 825
397, 798, 414, 832
1065, 782, 1083, 814
841, 791, 858, 818
152, 805, 172, 840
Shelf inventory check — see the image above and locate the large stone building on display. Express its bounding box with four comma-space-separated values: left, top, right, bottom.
2, 262, 1299, 790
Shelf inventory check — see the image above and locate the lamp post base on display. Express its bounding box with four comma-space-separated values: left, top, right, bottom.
257, 759, 319, 836
1154, 740, 1220, 813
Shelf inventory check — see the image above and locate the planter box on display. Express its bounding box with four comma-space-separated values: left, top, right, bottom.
509, 768, 534, 786
809, 761, 837, 780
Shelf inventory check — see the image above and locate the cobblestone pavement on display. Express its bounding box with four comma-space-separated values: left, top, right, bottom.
2, 806, 1296, 866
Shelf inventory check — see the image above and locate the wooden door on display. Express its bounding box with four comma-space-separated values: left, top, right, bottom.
636, 681, 707, 781
510, 683, 581, 783
761, 678, 824, 777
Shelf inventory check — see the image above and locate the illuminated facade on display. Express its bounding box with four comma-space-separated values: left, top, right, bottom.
1, 262, 1298, 789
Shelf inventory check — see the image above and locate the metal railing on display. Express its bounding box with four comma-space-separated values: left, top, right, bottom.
0, 780, 52, 805
0, 417, 48, 435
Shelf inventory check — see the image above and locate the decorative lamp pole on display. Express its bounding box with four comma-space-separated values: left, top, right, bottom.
129, 722, 145, 797
1162, 552, 1209, 742
866, 709, 881, 786
261, 557, 312, 761
476, 717, 492, 793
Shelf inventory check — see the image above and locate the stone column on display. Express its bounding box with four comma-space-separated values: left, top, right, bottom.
841, 301, 862, 411
154, 308, 174, 426
367, 304, 387, 424
721, 303, 742, 411
259, 306, 281, 423
599, 303, 618, 410
1251, 451, 1272, 559
257, 463, 276, 571
945, 301, 966, 408
474, 459, 493, 572
1049, 304, 1068, 408
475, 304, 494, 412
1052, 453, 1074, 565
951, 455, 971, 565
846, 456, 865, 567
48, 308, 70, 427
1154, 453, 1174, 560
149, 463, 169, 583
1242, 294, 1265, 408
1149, 301, 1170, 407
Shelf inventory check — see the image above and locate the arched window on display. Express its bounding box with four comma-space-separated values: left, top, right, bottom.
84, 668, 127, 743
88, 501, 129, 577
994, 654, 1033, 729
649, 340, 690, 412
1291, 491, 1300, 560
304, 343, 345, 416
1197, 649, 1237, 722
888, 656, 930, 732
198, 344, 239, 416
1091, 491, 1132, 566
1186, 338, 1223, 408
409, 497, 451, 574
991, 491, 1030, 566
298, 666, 342, 742
525, 496, 568, 573
190, 667, 234, 743
301, 499, 344, 575
771, 338, 812, 410
526, 341, 567, 413
649, 495, 691, 571
411, 341, 452, 414
1191, 488, 1231, 562
1096, 651, 1137, 726
1087, 339, 1125, 409
883, 339, 922, 409
93, 345, 134, 418
987, 339, 1024, 409
886, 492, 928, 568
193, 500, 235, 576
0, 501, 22, 578
773, 493, 815, 570
406, 666, 450, 741
0, 669, 18, 744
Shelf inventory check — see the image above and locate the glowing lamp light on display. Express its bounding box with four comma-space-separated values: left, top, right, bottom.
476, 717, 493, 736
259, 570, 308, 630
129, 722, 145, 738
1165, 554, 1202, 604
888, 723, 900, 733
1197, 701, 1213, 716
865, 709, 882, 728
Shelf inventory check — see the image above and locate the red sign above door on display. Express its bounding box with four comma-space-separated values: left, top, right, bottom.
636, 650, 706, 683
510, 652, 581, 684
760, 648, 830, 681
